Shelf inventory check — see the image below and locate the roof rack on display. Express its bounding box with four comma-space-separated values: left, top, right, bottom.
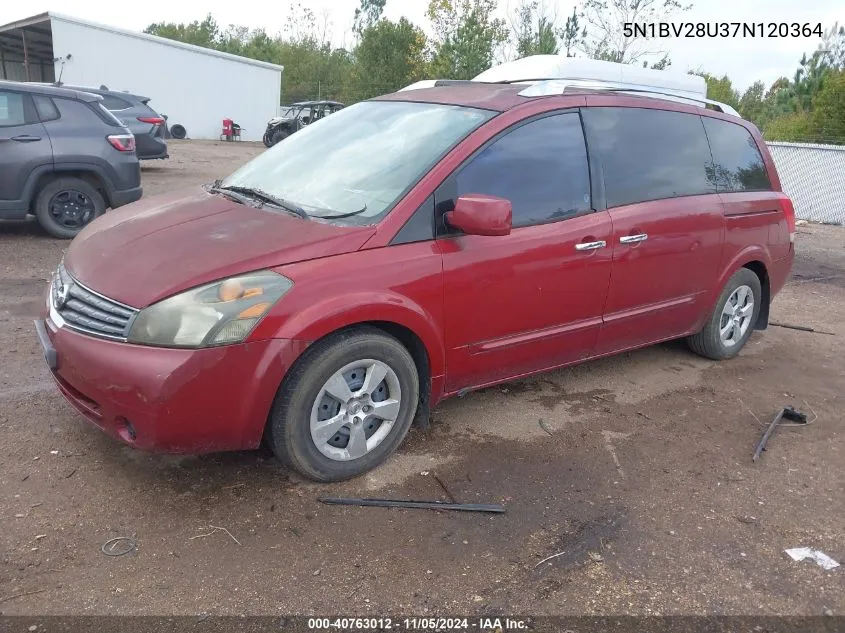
517, 79, 741, 117
398, 57, 740, 118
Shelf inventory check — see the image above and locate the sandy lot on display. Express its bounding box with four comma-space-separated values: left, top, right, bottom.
0, 141, 842, 616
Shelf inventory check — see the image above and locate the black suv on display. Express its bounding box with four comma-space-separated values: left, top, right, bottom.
0, 80, 142, 238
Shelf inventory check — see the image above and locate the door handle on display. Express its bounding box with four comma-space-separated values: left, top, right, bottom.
575, 240, 607, 251
10, 135, 42, 142
619, 233, 648, 244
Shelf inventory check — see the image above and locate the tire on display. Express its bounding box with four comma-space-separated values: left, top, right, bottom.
262, 131, 273, 148
269, 128, 289, 147
267, 326, 419, 482
687, 268, 762, 360
170, 124, 186, 139
34, 178, 106, 239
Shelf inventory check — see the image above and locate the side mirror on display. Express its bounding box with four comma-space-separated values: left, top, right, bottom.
445, 194, 512, 237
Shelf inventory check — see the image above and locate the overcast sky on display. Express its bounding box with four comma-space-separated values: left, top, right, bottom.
2, 0, 841, 90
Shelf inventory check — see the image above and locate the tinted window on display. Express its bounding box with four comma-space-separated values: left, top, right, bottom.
583, 107, 714, 207
33, 95, 60, 122
703, 117, 771, 192
0, 91, 27, 126
100, 94, 132, 110
454, 113, 591, 227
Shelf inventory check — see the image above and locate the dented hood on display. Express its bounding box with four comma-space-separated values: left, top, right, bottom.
65, 187, 375, 307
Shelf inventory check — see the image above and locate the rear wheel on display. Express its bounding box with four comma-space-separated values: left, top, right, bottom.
687, 268, 761, 360
267, 327, 419, 481
34, 178, 105, 239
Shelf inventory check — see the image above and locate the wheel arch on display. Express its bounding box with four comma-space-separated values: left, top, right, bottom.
742, 260, 771, 329
713, 247, 773, 330
26, 165, 112, 211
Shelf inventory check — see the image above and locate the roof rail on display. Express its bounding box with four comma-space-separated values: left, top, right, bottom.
518, 79, 741, 118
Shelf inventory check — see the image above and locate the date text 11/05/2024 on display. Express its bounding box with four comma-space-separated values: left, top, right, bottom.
307, 617, 530, 630
623, 22, 824, 38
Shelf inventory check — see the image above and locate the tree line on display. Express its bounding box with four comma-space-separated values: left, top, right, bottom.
145, 0, 845, 144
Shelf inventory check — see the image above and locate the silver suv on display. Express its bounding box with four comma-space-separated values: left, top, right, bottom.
0, 80, 142, 238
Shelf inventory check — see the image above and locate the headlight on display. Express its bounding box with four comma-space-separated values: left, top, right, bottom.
128, 271, 292, 348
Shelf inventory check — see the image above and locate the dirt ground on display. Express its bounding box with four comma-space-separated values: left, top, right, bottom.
0, 140, 842, 617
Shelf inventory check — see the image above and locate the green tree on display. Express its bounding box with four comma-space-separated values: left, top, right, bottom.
738, 80, 766, 126
353, 0, 387, 36
349, 18, 428, 100
692, 71, 740, 110
144, 14, 221, 48
511, 1, 559, 58
809, 69, 845, 142
427, 0, 509, 79
578, 0, 691, 67
560, 6, 585, 57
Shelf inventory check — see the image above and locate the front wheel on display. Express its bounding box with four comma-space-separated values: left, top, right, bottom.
269, 128, 289, 147
267, 327, 419, 481
687, 268, 762, 360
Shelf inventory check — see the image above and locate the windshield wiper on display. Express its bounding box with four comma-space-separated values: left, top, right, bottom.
211, 183, 309, 220
309, 205, 368, 220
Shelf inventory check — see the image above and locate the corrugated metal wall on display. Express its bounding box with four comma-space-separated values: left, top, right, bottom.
768, 142, 845, 225
0, 55, 54, 82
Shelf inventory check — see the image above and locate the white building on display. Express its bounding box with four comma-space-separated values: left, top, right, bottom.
0, 12, 283, 141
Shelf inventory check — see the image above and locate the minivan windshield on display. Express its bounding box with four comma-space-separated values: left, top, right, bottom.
222, 100, 494, 224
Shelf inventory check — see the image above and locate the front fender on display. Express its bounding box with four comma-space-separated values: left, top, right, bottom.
254, 291, 447, 379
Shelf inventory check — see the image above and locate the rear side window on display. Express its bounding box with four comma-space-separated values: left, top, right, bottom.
454, 112, 592, 227
0, 91, 28, 126
100, 94, 132, 110
702, 117, 772, 192
582, 107, 715, 207
33, 95, 60, 122
53, 97, 118, 128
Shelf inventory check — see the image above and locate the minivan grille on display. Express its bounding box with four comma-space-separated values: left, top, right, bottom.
52, 265, 138, 340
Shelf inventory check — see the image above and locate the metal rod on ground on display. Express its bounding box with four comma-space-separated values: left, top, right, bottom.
769, 321, 835, 335
318, 497, 506, 514
752, 406, 808, 462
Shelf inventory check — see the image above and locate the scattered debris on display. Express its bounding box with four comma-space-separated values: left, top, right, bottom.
49, 450, 59, 455
432, 473, 457, 503
770, 321, 835, 335
189, 525, 242, 546
636, 411, 652, 420
795, 219, 808, 226
534, 550, 566, 569
785, 547, 840, 570
101, 535, 137, 557
753, 406, 809, 461
537, 418, 553, 435
588, 551, 604, 563
318, 497, 505, 514
0, 588, 47, 604
34, 534, 46, 540
601, 430, 630, 480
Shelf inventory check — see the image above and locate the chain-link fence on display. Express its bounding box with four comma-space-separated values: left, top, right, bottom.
767, 142, 845, 225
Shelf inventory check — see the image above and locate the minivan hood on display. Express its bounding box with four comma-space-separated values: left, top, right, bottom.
65, 187, 375, 307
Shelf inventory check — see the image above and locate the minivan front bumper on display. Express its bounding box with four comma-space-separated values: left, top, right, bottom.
35, 311, 308, 453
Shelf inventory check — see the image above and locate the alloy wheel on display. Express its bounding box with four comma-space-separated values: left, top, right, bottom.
719, 284, 754, 347
309, 359, 401, 461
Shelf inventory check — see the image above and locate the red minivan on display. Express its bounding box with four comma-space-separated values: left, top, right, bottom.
35, 80, 795, 481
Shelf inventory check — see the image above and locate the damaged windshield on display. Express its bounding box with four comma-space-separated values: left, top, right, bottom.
222, 101, 494, 224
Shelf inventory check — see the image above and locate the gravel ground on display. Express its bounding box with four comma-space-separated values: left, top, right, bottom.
0, 141, 842, 616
